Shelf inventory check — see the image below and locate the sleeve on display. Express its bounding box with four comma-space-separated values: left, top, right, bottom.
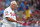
4, 10, 11, 17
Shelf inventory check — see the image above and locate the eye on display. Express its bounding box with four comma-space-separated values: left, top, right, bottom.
12, 4, 15, 5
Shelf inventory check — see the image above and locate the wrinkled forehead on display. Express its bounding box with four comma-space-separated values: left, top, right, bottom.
12, 3, 16, 5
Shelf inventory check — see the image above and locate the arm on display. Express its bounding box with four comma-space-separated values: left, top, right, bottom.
6, 17, 22, 24
6, 17, 17, 22
4, 10, 22, 24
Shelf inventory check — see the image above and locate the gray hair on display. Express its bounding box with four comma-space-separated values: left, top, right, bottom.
11, 1, 17, 5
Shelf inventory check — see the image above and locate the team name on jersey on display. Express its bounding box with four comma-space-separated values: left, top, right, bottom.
10, 12, 15, 16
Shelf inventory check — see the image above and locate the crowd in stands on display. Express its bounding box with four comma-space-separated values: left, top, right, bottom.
0, 0, 40, 26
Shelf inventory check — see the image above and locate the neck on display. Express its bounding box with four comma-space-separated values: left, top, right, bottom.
12, 8, 14, 10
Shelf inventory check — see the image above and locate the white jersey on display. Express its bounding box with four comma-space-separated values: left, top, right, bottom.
3, 6, 16, 25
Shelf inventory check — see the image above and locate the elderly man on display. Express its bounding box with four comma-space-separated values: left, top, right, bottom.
2, 1, 22, 27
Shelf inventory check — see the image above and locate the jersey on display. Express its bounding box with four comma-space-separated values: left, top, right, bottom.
3, 6, 16, 27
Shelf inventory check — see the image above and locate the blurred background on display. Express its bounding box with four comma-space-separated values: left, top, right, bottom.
0, 0, 40, 27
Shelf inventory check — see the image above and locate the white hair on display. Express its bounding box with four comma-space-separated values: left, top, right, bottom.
11, 1, 17, 5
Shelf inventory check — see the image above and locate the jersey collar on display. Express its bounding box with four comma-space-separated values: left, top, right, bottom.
9, 6, 14, 11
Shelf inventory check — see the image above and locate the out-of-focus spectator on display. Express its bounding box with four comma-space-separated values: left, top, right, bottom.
18, 0, 24, 11
0, 7, 2, 16
35, 21, 38, 26
16, 0, 24, 19
5, 0, 10, 7
0, 14, 3, 20
0, 7, 4, 17
38, 19, 40, 26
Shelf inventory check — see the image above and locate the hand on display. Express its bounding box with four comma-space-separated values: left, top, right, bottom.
18, 22, 22, 24
17, 21, 22, 24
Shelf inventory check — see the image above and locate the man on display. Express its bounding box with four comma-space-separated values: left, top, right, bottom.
22, 6, 32, 25
18, 0, 24, 18
2, 1, 22, 27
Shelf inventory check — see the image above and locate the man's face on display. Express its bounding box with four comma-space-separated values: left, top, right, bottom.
11, 3, 16, 9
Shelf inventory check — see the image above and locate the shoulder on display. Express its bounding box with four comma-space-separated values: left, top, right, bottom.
4, 6, 11, 12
